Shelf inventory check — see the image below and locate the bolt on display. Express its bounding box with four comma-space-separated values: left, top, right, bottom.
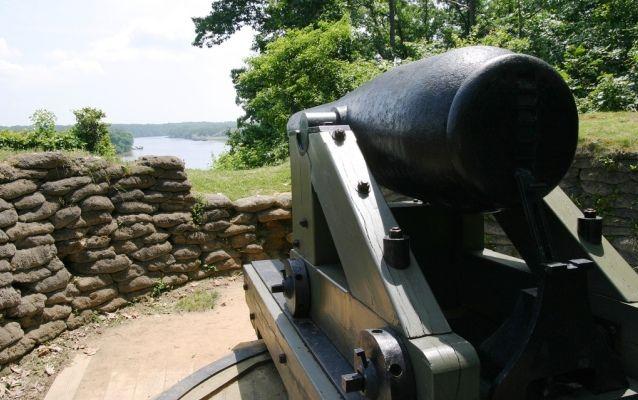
249, 312, 255, 320
332, 129, 346, 142
292, 239, 300, 248
357, 181, 370, 195
270, 283, 285, 293
278, 353, 287, 364
354, 348, 368, 368
243, 283, 249, 290
583, 208, 597, 218
341, 372, 365, 393
299, 218, 308, 228
388, 226, 403, 239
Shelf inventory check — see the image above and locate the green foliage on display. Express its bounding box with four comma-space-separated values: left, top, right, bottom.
174, 290, 219, 312
581, 74, 637, 112
151, 280, 171, 298
109, 121, 235, 139
217, 18, 385, 169
71, 107, 116, 157
190, 196, 207, 225
29, 109, 57, 135
109, 129, 134, 154
0, 129, 83, 151
195, 0, 638, 169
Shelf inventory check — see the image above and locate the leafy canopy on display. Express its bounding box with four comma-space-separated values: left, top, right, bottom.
71, 107, 116, 157
215, 18, 386, 169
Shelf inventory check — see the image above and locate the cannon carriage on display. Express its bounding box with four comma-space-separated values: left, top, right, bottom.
159, 46, 638, 400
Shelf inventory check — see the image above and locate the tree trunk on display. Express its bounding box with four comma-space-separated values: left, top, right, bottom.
389, 0, 396, 56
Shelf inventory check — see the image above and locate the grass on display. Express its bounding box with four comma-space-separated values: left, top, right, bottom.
174, 289, 219, 312
187, 160, 291, 199
579, 112, 638, 153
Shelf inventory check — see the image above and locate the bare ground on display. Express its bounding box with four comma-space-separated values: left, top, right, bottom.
0, 273, 256, 400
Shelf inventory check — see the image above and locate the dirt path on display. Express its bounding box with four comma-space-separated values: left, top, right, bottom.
0, 275, 257, 400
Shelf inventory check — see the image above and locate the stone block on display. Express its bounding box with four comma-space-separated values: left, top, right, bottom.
152, 179, 192, 193
234, 195, 275, 212
137, 155, 184, 170
112, 223, 155, 241
0, 286, 21, 310
7, 222, 54, 241
7, 293, 46, 318
14, 192, 45, 210
257, 208, 291, 222
11, 244, 57, 271
0, 179, 38, 200
67, 182, 109, 204
15, 233, 55, 249
0, 322, 23, 350
0, 242, 16, 258
116, 201, 157, 214
42, 305, 72, 322
130, 241, 172, 262
203, 250, 231, 265
153, 212, 192, 228
115, 175, 156, 190
118, 275, 156, 293
219, 224, 256, 238
13, 266, 51, 284
74, 275, 113, 292
81, 195, 114, 212
71, 286, 118, 310
116, 213, 153, 226
0, 208, 18, 228
72, 254, 131, 274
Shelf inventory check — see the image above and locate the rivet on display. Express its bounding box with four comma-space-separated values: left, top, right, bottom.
356, 181, 370, 196
332, 129, 346, 142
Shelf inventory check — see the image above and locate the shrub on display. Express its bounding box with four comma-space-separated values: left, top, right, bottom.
71, 107, 116, 157
0, 129, 83, 151
581, 74, 637, 112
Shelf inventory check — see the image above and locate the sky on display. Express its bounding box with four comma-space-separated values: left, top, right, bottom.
0, 0, 254, 125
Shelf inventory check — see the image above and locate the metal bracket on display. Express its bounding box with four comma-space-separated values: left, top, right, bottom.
270, 258, 311, 318
341, 328, 415, 400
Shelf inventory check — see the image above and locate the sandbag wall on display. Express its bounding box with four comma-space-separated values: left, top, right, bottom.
0, 152, 292, 366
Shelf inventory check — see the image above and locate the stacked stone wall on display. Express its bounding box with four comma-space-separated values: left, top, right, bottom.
486, 150, 638, 270
0, 152, 292, 367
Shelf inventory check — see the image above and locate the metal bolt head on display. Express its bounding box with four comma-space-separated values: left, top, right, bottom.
249, 312, 255, 320
388, 226, 403, 239
341, 372, 365, 393
332, 129, 346, 142
292, 239, 301, 248
583, 208, 597, 218
278, 353, 287, 364
270, 283, 285, 293
356, 181, 370, 195
243, 283, 249, 290
299, 218, 308, 228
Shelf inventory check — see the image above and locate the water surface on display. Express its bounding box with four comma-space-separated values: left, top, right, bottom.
123, 136, 228, 169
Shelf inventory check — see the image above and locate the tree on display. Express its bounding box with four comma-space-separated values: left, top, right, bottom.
29, 109, 57, 136
109, 129, 134, 154
71, 107, 115, 157
215, 18, 386, 169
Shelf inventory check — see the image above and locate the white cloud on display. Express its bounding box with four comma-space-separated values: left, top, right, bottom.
0, 38, 21, 59
0, 0, 255, 125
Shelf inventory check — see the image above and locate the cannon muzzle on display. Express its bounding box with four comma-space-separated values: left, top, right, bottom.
288, 46, 578, 211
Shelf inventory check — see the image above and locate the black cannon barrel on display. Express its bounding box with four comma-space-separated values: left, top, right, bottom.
288, 46, 578, 211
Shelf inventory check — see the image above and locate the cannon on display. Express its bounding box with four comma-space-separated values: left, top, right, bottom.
158, 46, 638, 399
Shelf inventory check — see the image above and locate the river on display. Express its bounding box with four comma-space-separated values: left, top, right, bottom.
122, 136, 228, 169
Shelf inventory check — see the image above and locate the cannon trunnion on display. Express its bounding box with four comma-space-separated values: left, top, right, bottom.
243, 46, 638, 400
